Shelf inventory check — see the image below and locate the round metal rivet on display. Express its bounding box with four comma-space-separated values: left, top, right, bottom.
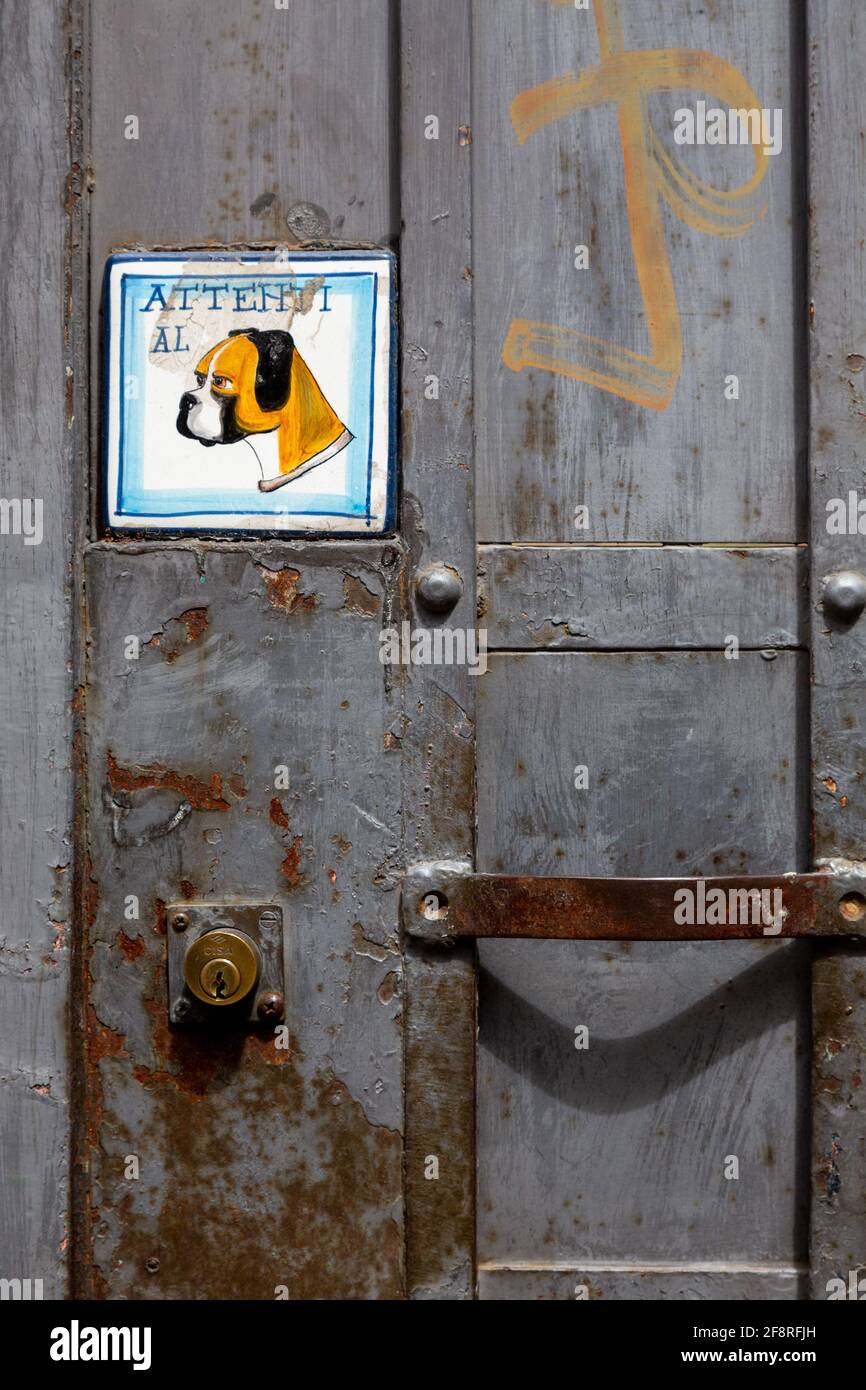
256, 990, 285, 1021
415, 564, 463, 614
420, 891, 449, 921
822, 570, 866, 623
839, 891, 866, 922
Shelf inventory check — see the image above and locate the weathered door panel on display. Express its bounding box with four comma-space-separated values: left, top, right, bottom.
808, 0, 866, 1293
477, 652, 810, 1289
0, 0, 73, 1298
469, 0, 820, 1303
76, 0, 404, 1299
81, 546, 403, 1297
7, 0, 858, 1305
473, 0, 805, 543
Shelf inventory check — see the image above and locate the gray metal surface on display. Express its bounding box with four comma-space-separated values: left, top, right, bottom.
473, 0, 805, 543
4, 0, 859, 1304
807, 0, 866, 1295
811, 947, 866, 1299
479, 546, 806, 651
479, 1266, 806, 1301
476, 651, 810, 1284
72, 0, 407, 1299
399, 0, 477, 1300
81, 544, 403, 1297
0, 0, 72, 1298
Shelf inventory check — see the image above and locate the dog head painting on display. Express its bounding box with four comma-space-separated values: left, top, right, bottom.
177, 328, 352, 492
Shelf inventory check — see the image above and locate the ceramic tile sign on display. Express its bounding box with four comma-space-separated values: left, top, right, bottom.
103, 251, 395, 533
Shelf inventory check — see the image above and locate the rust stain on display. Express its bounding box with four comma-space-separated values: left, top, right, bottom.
377, 971, 399, 1006
280, 837, 305, 888
146, 607, 209, 662
83, 851, 100, 929
117, 930, 145, 962
352, 922, 393, 963
179, 880, 196, 901
522, 384, 557, 454
177, 607, 209, 642
228, 773, 248, 799
816, 425, 836, 451
257, 564, 317, 614
268, 795, 305, 887
139, 999, 229, 1103
107, 751, 230, 812
103, 1021, 401, 1297
342, 573, 381, 618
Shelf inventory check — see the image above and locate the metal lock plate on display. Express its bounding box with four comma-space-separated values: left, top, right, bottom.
166, 902, 286, 1025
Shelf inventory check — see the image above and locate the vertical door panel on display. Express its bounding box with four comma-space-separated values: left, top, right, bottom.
477, 653, 809, 1292
0, 0, 74, 1298
82, 547, 403, 1297
472, 0, 812, 1299
78, 0, 403, 1298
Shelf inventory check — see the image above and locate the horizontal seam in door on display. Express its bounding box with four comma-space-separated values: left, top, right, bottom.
478, 1261, 808, 1275
483, 646, 807, 655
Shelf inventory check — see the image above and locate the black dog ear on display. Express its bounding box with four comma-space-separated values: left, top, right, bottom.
229, 328, 294, 412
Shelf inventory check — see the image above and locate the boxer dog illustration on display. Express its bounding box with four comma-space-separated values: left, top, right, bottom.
176, 328, 352, 491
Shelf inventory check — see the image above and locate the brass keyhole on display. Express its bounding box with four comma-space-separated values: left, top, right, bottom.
182, 927, 260, 1008
200, 958, 241, 1000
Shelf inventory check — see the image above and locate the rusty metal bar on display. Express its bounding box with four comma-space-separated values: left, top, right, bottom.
403, 864, 866, 943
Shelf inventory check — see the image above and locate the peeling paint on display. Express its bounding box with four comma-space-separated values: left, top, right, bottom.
257, 564, 317, 614
106, 752, 230, 813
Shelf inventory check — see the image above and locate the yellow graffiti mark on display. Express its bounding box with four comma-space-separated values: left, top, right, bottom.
502, 0, 771, 410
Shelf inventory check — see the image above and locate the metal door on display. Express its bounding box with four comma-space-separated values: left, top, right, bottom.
1, 0, 864, 1303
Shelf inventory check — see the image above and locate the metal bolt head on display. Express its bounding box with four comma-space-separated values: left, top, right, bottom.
256, 990, 285, 1021
822, 570, 866, 624
839, 891, 866, 922
415, 564, 463, 614
170, 997, 192, 1023
171, 912, 190, 931
145, 1256, 160, 1275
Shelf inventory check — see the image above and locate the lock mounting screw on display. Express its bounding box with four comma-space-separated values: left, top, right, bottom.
256, 990, 285, 1021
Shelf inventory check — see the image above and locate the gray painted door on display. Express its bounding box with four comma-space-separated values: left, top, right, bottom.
471, 0, 856, 1303
3, 0, 864, 1303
